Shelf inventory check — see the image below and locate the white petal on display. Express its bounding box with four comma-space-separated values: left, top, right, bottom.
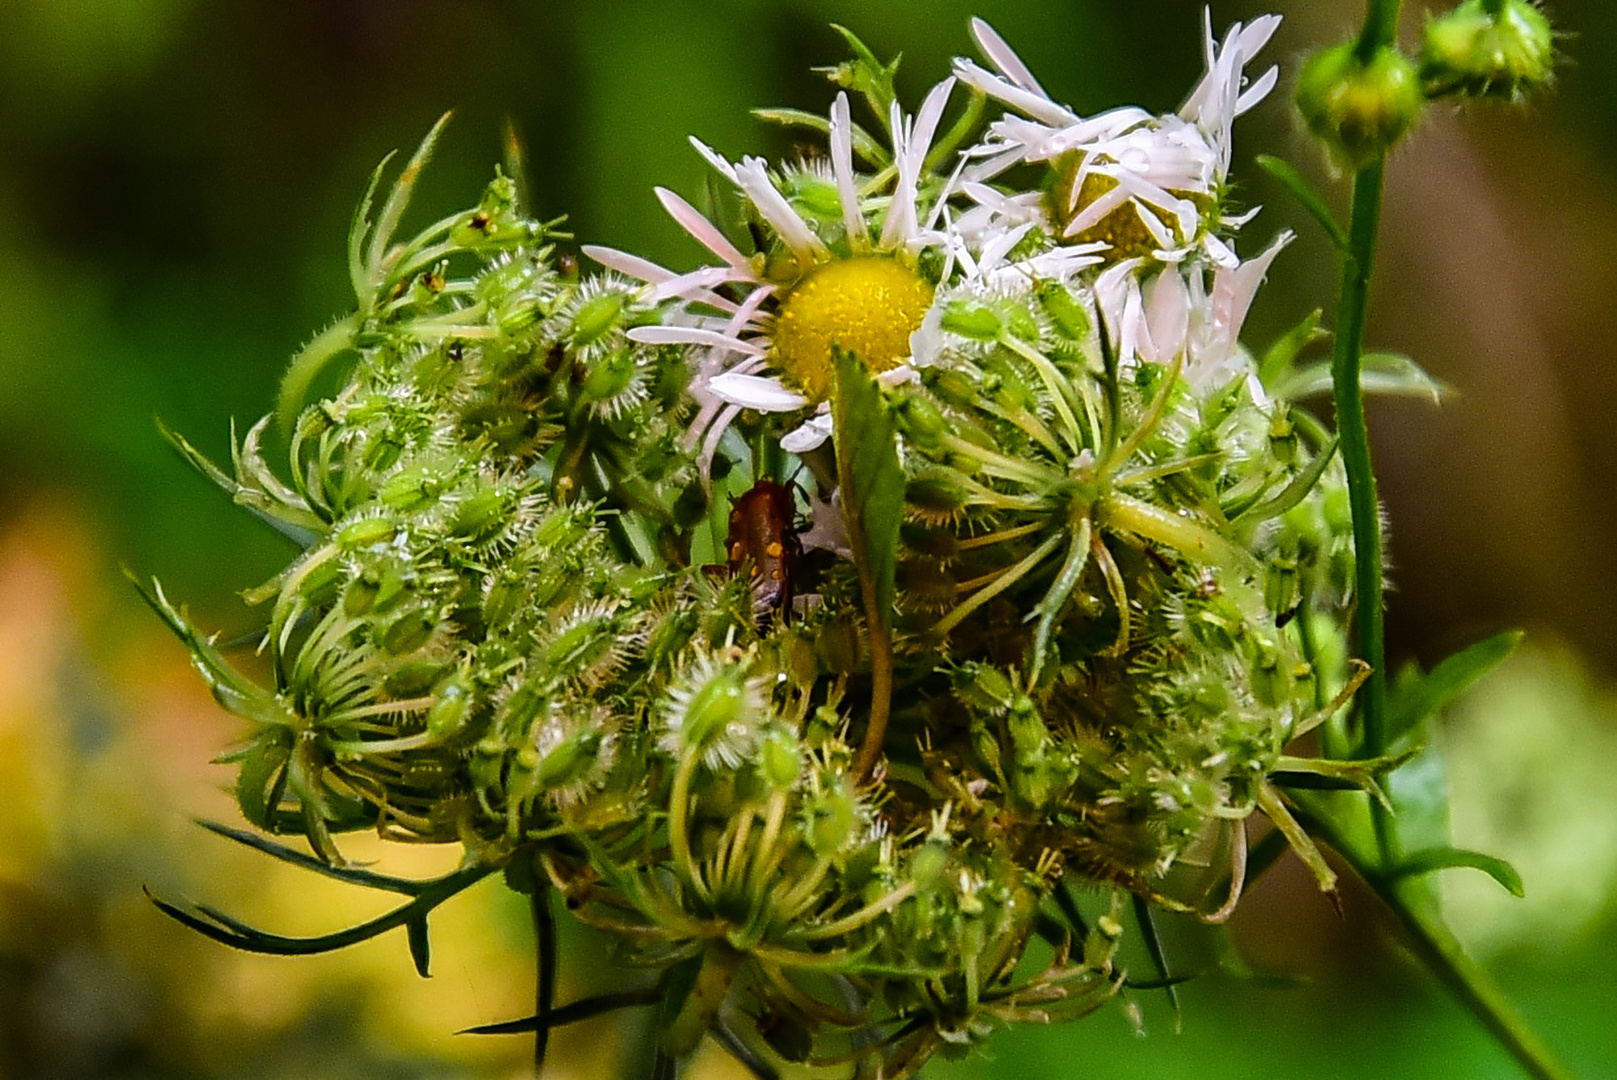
735, 158, 826, 265
628, 326, 765, 355
829, 93, 867, 251
708, 372, 810, 412
781, 413, 835, 453
970, 18, 1047, 95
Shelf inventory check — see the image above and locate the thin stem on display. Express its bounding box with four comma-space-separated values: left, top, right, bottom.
1356, 0, 1403, 60
1332, 158, 1394, 861
532, 884, 558, 1075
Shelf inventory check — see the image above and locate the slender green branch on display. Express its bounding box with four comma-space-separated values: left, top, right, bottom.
1331, 157, 1394, 861
533, 884, 558, 1074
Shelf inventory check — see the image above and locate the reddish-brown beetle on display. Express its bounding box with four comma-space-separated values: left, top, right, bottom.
726, 479, 799, 620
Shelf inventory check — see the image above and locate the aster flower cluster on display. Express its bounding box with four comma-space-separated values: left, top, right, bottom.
142, 10, 1541, 1079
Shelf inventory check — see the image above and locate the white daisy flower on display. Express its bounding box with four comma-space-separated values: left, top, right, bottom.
585, 79, 959, 463
954, 11, 1281, 265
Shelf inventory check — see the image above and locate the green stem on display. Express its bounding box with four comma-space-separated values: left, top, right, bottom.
1356, 0, 1403, 59
1331, 158, 1394, 861
1378, 882, 1575, 1080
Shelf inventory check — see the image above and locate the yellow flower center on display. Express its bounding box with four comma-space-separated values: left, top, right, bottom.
773, 256, 934, 402
1049, 159, 1207, 263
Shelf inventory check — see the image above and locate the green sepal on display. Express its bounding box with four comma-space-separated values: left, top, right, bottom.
1257, 307, 1329, 389
1231, 437, 1339, 523
751, 108, 888, 167
158, 418, 323, 546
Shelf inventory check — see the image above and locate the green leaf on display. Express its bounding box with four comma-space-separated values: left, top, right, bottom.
1273, 351, 1449, 405
1389, 848, 1526, 898
831, 349, 903, 631
367, 111, 451, 291
146, 862, 495, 960
1388, 630, 1524, 746
196, 819, 428, 895
460, 988, 663, 1035
1256, 154, 1348, 250
831, 348, 903, 776
1257, 307, 1329, 388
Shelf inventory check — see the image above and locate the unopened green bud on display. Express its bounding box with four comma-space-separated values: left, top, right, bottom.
383, 660, 449, 698
791, 174, 843, 219
806, 777, 861, 855
379, 464, 450, 513
536, 729, 603, 788
1296, 43, 1423, 169
451, 487, 512, 543
579, 348, 637, 403
336, 515, 398, 551
940, 299, 1002, 341
757, 728, 802, 789
894, 392, 949, 454
380, 610, 435, 655
905, 471, 971, 522
425, 675, 475, 739
570, 292, 626, 347
1038, 280, 1091, 343
1422, 0, 1553, 101
680, 669, 750, 754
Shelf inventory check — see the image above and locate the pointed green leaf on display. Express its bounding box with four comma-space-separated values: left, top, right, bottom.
1256, 154, 1348, 250
1234, 437, 1339, 523
1389, 848, 1526, 898
460, 988, 663, 1035
1274, 352, 1449, 405
1257, 308, 1329, 388
1388, 630, 1525, 746
368, 112, 452, 289
196, 819, 428, 895
406, 916, 432, 977
128, 572, 281, 721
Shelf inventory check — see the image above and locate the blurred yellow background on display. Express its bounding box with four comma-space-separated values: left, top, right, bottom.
1, 1, 1613, 1077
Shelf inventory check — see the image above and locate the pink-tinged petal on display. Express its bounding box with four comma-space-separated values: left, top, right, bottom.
655, 187, 753, 272
708, 372, 810, 412
970, 18, 1047, 95
649, 266, 738, 302
735, 157, 826, 265
628, 326, 765, 355
1143, 270, 1191, 364
582, 244, 675, 285
829, 93, 867, 251
724, 283, 775, 338
1210, 230, 1291, 349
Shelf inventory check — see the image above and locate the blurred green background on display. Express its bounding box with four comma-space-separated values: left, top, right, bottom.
2, 1, 1614, 1077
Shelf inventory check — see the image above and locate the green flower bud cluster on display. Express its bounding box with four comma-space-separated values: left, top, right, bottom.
147, 21, 1406, 1079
